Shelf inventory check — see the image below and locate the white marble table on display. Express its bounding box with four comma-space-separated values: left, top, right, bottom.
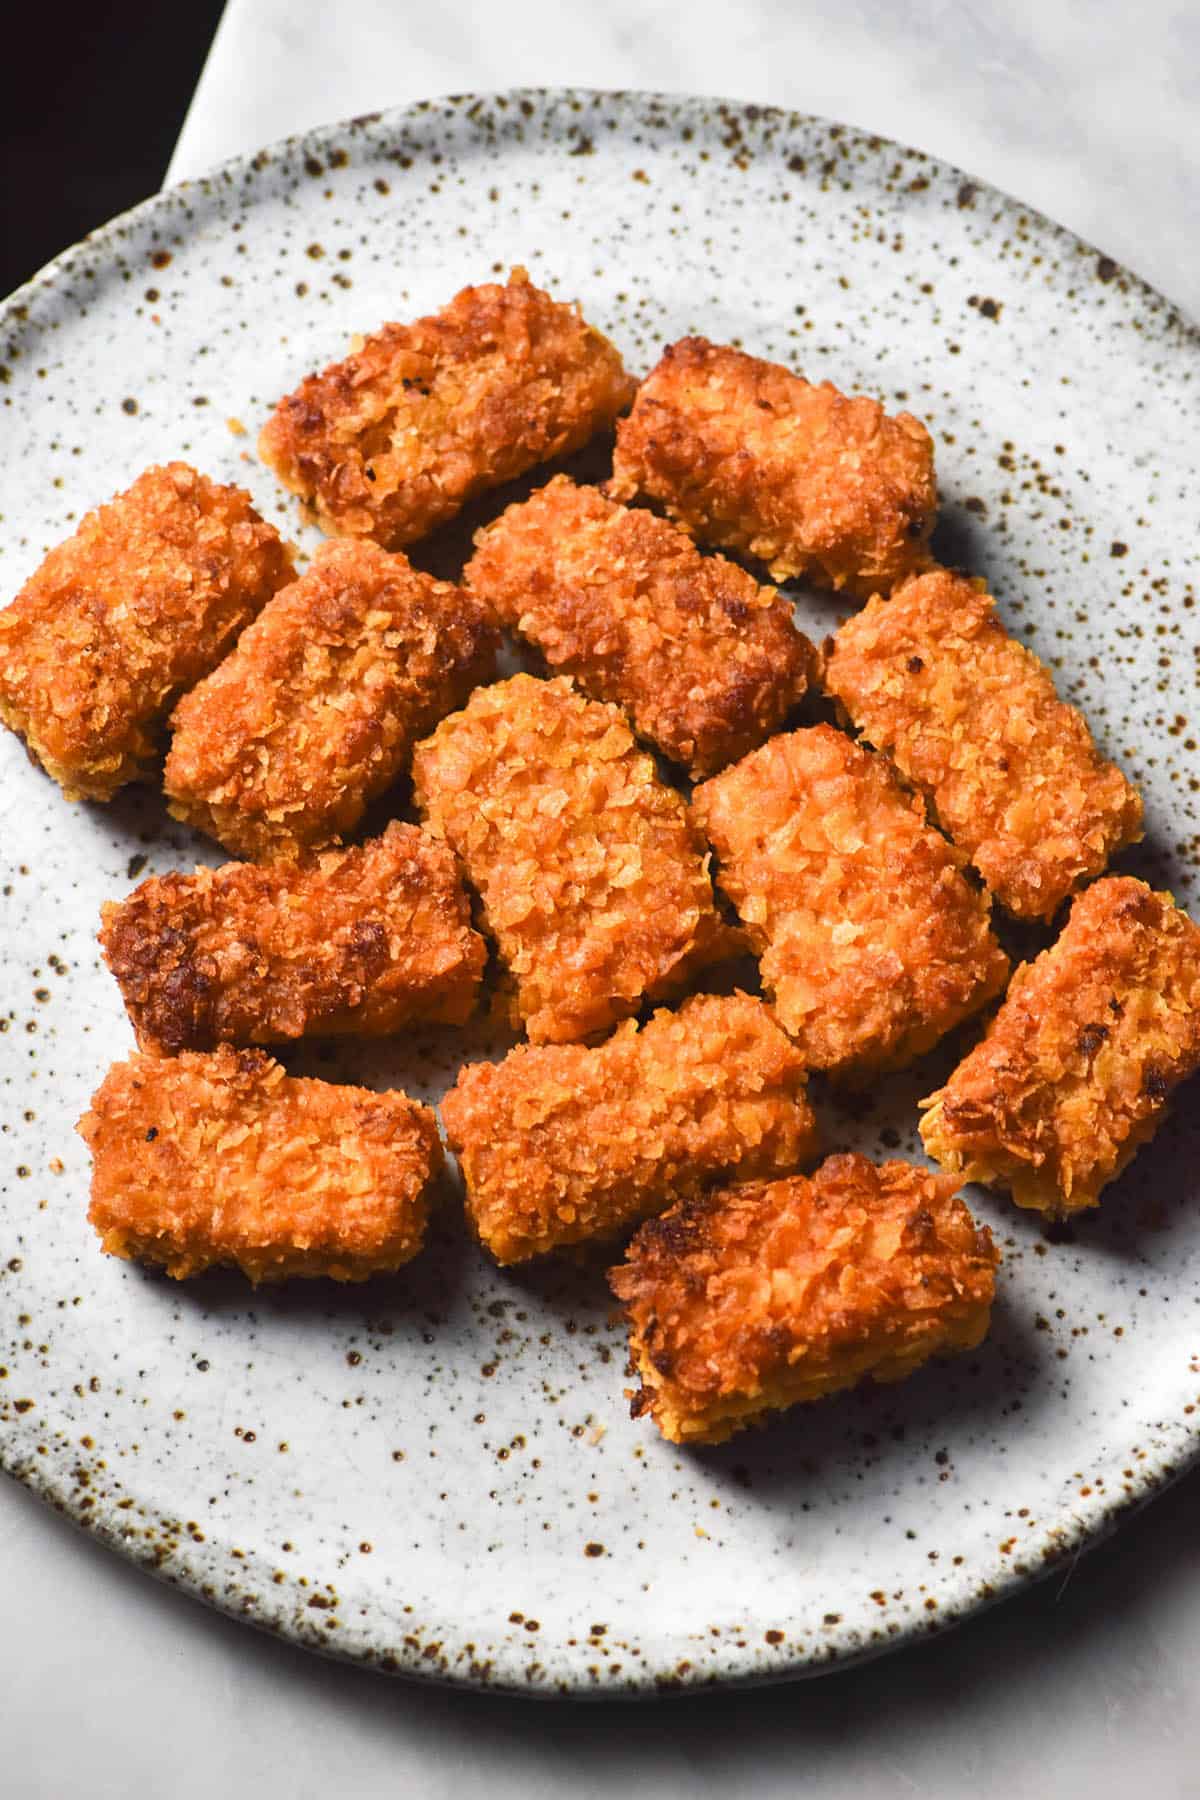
7, 4, 1200, 1795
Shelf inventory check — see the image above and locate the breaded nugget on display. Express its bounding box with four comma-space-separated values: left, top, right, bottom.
610, 1154, 998, 1445
823, 566, 1143, 920
100, 820, 486, 1054
412, 674, 737, 1043
164, 538, 499, 861
0, 463, 293, 801
608, 337, 936, 598
691, 725, 1008, 1074
463, 476, 816, 779
921, 877, 1200, 1217
442, 992, 817, 1264
258, 268, 635, 547
78, 1046, 443, 1283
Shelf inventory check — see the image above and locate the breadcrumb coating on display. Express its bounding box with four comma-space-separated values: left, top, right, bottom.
258, 268, 635, 546
412, 675, 738, 1043
610, 1154, 998, 1445
691, 725, 1009, 1074
608, 337, 936, 598
463, 475, 815, 779
823, 566, 1143, 920
921, 877, 1200, 1217
78, 1047, 443, 1284
164, 538, 499, 861
100, 820, 486, 1054
0, 463, 293, 801
442, 992, 818, 1264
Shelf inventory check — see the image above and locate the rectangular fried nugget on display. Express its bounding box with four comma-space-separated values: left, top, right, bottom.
258, 267, 635, 546
412, 674, 738, 1043
823, 566, 1144, 920
463, 475, 816, 779
610, 1154, 998, 1445
100, 820, 486, 1054
164, 538, 499, 861
691, 725, 1009, 1074
77, 1046, 443, 1283
921, 877, 1200, 1217
442, 992, 818, 1264
0, 462, 293, 801
608, 337, 936, 598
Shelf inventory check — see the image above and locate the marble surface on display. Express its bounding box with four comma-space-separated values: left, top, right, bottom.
6, 2, 1200, 1795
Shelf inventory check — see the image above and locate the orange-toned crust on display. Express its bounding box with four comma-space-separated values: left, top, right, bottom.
78, 1046, 443, 1284
258, 268, 635, 546
691, 725, 1008, 1074
611, 1154, 998, 1445
921, 877, 1200, 1217
823, 567, 1143, 920
608, 337, 936, 597
0, 463, 293, 800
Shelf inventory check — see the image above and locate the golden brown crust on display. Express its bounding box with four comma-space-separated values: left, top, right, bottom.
608, 337, 936, 597
100, 820, 486, 1054
442, 992, 818, 1264
921, 877, 1200, 1216
412, 674, 739, 1043
822, 567, 1144, 920
77, 1047, 443, 1284
463, 475, 815, 779
691, 725, 1009, 1074
610, 1154, 998, 1445
164, 538, 499, 861
0, 463, 293, 801
258, 268, 636, 546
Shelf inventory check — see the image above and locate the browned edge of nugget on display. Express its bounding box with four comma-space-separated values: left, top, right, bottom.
441, 991, 819, 1264
0, 463, 294, 801
608, 337, 936, 598
258, 267, 636, 546
610, 1154, 998, 1445
921, 876, 1200, 1217
164, 537, 499, 861
77, 1046, 443, 1283
823, 566, 1144, 920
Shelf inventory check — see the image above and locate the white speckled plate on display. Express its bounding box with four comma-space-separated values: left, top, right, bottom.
2, 90, 1199, 1696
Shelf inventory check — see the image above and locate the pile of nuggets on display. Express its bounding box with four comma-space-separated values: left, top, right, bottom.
4, 267, 1198, 1447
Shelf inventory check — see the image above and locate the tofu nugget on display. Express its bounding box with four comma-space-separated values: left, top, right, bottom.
165, 538, 499, 861
921, 877, 1200, 1217
691, 725, 1009, 1075
610, 1154, 998, 1445
100, 820, 486, 1054
823, 567, 1143, 920
412, 674, 738, 1043
78, 1047, 443, 1284
608, 337, 936, 598
0, 463, 293, 801
443, 992, 817, 1264
258, 268, 635, 547
464, 476, 815, 779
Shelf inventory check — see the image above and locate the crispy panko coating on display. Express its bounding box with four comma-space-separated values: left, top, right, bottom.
823, 566, 1143, 920
691, 725, 1009, 1075
610, 1154, 998, 1445
78, 1046, 443, 1284
258, 268, 635, 546
463, 475, 816, 780
0, 463, 293, 801
921, 877, 1200, 1217
164, 538, 499, 861
412, 674, 738, 1043
100, 820, 486, 1054
442, 992, 818, 1264
608, 337, 936, 598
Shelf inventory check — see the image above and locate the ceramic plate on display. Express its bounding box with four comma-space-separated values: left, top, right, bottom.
2, 90, 1198, 1697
